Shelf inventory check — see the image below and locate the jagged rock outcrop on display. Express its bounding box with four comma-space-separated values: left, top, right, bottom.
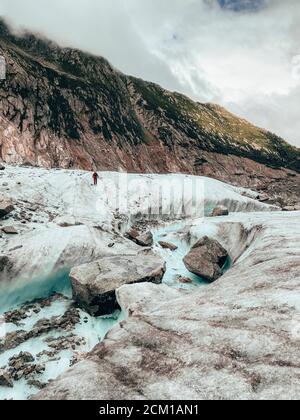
183, 236, 228, 282
0, 19, 299, 205
70, 252, 166, 316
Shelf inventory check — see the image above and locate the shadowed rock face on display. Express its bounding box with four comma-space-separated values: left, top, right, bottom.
183, 236, 228, 282
70, 252, 166, 316
0, 20, 299, 205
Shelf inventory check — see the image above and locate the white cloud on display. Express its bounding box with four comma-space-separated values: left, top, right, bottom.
0, 0, 299, 146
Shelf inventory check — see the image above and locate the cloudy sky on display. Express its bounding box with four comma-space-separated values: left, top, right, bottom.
0, 0, 299, 147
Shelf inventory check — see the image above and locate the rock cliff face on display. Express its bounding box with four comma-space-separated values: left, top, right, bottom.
0, 19, 299, 204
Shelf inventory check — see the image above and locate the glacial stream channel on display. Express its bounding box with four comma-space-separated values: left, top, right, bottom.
0, 220, 226, 400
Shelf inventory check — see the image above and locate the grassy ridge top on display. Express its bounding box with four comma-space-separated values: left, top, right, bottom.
131, 77, 299, 171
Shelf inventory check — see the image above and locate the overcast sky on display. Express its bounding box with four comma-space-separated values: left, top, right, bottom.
0, 0, 299, 147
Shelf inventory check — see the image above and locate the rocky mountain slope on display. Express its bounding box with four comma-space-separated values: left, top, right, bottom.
0, 19, 299, 205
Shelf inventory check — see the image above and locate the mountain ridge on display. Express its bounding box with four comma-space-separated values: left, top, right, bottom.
0, 18, 299, 205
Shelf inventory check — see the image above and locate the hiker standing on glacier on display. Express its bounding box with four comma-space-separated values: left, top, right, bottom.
92, 171, 99, 186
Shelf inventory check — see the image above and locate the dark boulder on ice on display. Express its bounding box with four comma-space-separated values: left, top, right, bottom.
8, 352, 37, 381
125, 228, 139, 240
70, 252, 166, 316
2, 226, 18, 234
0, 306, 82, 353
125, 228, 154, 247
9, 361, 45, 382
178, 277, 193, 284
159, 241, 178, 251
54, 215, 83, 227
136, 231, 154, 247
0, 195, 14, 218
258, 193, 270, 203
0, 164, 5, 171
0, 255, 13, 276
183, 236, 228, 282
210, 205, 229, 217
0, 369, 13, 388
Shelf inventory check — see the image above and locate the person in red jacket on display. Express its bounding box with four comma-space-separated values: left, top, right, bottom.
92, 171, 99, 186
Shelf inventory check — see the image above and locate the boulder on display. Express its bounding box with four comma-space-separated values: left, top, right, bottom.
210, 206, 229, 217
158, 241, 178, 251
283, 205, 300, 212
54, 215, 83, 227
183, 236, 228, 282
0, 196, 14, 218
9, 352, 35, 366
26, 204, 39, 212
136, 231, 154, 247
178, 277, 193, 284
70, 253, 166, 316
31, 212, 300, 401
0, 164, 5, 171
0, 369, 13, 388
125, 228, 139, 240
